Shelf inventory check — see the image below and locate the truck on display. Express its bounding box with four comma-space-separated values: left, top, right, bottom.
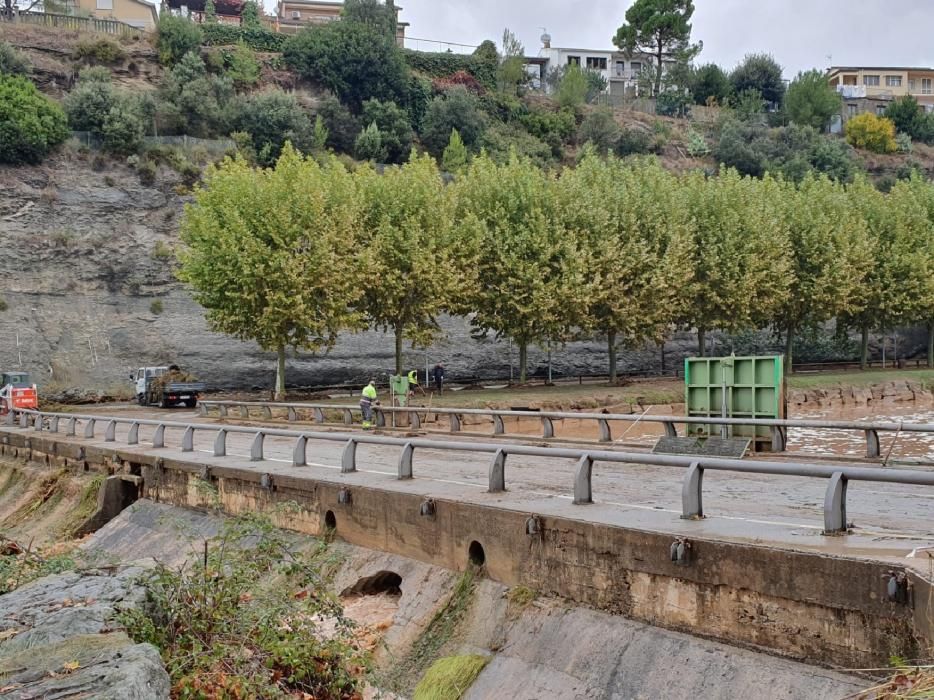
132, 366, 205, 408
0, 371, 38, 416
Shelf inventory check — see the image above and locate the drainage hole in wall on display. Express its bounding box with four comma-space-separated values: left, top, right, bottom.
324, 510, 336, 530
340, 571, 402, 597
468, 540, 486, 567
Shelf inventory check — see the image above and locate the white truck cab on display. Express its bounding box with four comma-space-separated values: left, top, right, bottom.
134, 367, 167, 402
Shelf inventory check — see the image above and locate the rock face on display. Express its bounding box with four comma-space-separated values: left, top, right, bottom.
0, 566, 170, 699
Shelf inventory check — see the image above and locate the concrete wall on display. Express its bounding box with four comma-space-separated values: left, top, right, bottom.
2, 429, 930, 668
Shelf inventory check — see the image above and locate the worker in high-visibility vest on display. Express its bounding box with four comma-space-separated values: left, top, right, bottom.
360, 380, 379, 429
408, 369, 425, 396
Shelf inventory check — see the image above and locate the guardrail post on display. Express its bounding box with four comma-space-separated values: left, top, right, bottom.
153, 424, 165, 448
865, 429, 881, 459
493, 415, 505, 435
314, 408, 325, 424
489, 449, 506, 492
34, 413, 43, 432
573, 455, 594, 504
341, 439, 357, 473
104, 420, 116, 442
450, 414, 462, 433
182, 426, 194, 452
239, 405, 249, 419
663, 421, 677, 438
50, 416, 59, 433
84, 419, 96, 439
250, 432, 264, 461
681, 462, 704, 519
823, 472, 848, 534
398, 443, 414, 480
770, 425, 787, 452
410, 411, 421, 429
199, 404, 207, 417
19, 413, 27, 428
127, 422, 139, 445
598, 419, 612, 443
219, 405, 228, 418
376, 409, 386, 428
541, 416, 555, 439
292, 436, 306, 466
287, 407, 297, 422
262, 406, 272, 420
343, 409, 353, 426
214, 429, 227, 457
3, 412, 13, 426
66, 417, 76, 436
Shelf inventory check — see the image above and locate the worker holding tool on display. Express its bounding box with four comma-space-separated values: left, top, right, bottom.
408, 369, 426, 397
360, 379, 379, 429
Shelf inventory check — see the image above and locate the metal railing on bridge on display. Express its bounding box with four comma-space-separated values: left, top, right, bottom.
198, 400, 934, 460
6, 408, 934, 536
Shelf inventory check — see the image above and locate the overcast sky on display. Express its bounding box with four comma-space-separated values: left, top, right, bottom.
395, 0, 934, 78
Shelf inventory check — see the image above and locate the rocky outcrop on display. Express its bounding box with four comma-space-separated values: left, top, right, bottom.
787, 380, 934, 409
0, 566, 170, 698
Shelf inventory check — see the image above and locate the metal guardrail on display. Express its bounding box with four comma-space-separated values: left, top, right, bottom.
198, 401, 934, 459
7, 408, 934, 535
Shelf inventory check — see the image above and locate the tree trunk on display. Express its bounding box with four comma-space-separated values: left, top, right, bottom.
655, 37, 663, 97
928, 323, 934, 369
607, 330, 618, 384
697, 328, 706, 357
394, 324, 403, 376
659, 340, 666, 373
784, 324, 794, 372
518, 341, 528, 384
274, 345, 286, 401
860, 326, 869, 370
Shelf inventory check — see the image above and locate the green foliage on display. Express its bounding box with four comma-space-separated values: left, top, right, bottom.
896, 132, 913, 154
845, 112, 898, 153
402, 43, 498, 92
420, 86, 488, 157
518, 106, 575, 158
201, 22, 286, 52
156, 52, 235, 138
556, 64, 588, 108
64, 68, 117, 131
354, 121, 388, 162
730, 53, 785, 106
155, 15, 203, 66
546, 65, 607, 104
785, 69, 842, 130
497, 27, 525, 95
885, 96, 934, 144
235, 90, 314, 166
361, 98, 414, 163
342, 0, 397, 39
615, 127, 655, 156
224, 42, 260, 89
692, 63, 731, 105
470, 40, 500, 90
0, 542, 76, 595
479, 123, 554, 168
613, 0, 699, 96
442, 128, 468, 172
102, 95, 146, 155
0, 74, 68, 165
414, 655, 490, 700
283, 20, 410, 112
685, 126, 709, 157
149, 299, 164, 314
731, 88, 766, 121
0, 297, 7, 312
240, 0, 261, 28
119, 511, 365, 698
312, 114, 328, 151
0, 41, 30, 76
203, 0, 216, 22
656, 90, 691, 118
578, 109, 620, 154
315, 95, 361, 153
73, 37, 126, 65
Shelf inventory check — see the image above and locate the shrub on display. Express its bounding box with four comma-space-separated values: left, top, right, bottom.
157, 52, 235, 138
785, 69, 842, 131
714, 120, 766, 177
137, 159, 157, 185
354, 121, 388, 162
519, 107, 576, 144
149, 299, 164, 314
577, 109, 620, 153
235, 89, 314, 166
556, 64, 587, 108
0, 297, 7, 312
224, 41, 260, 89
441, 128, 468, 172
402, 43, 498, 91
64, 70, 117, 131
547, 65, 607, 104
479, 123, 553, 168
360, 98, 413, 163
0, 74, 68, 165
730, 53, 785, 106
656, 90, 691, 118
419, 86, 487, 157
431, 69, 484, 95
155, 15, 203, 66
845, 112, 898, 153
615, 127, 655, 156
73, 37, 126, 65
692, 63, 731, 106
102, 96, 146, 155
686, 127, 710, 157
884, 96, 934, 144
0, 41, 30, 76
314, 95, 360, 153
201, 23, 286, 52
807, 137, 856, 182
896, 131, 913, 154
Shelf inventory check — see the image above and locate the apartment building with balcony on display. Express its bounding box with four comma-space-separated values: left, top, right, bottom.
273, 0, 407, 44
827, 66, 934, 119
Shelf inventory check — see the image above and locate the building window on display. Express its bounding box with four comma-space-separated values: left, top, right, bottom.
924, 78, 933, 95
630, 61, 642, 74
586, 57, 607, 71
567, 56, 580, 66
291, 10, 300, 18
863, 75, 880, 86
847, 104, 858, 117
615, 61, 625, 77
909, 79, 917, 92
96, 0, 112, 8
876, 105, 887, 115
885, 75, 902, 87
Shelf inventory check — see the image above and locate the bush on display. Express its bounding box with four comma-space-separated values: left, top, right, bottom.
730, 53, 785, 106
202, 23, 286, 52
845, 112, 898, 153
686, 127, 710, 157
64, 69, 117, 131
74, 37, 126, 65
0, 41, 30, 76
884, 96, 934, 144
360, 98, 413, 163
431, 70, 484, 95
235, 89, 313, 166
896, 132, 913, 154
314, 95, 360, 154
354, 121, 388, 162
547, 65, 606, 104
692, 63, 731, 106
149, 299, 164, 314
615, 127, 655, 156
102, 96, 146, 155
137, 159, 157, 185
155, 15, 203, 66
479, 123, 553, 168
402, 42, 498, 91
284, 21, 410, 112
518, 107, 575, 159
419, 86, 487, 157
223, 42, 260, 89
0, 74, 68, 165
656, 90, 691, 118
577, 109, 619, 154
0, 297, 7, 312
156, 52, 235, 138
442, 128, 468, 172
714, 120, 766, 177
556, 64, 587, 108
785, 69, 842, 131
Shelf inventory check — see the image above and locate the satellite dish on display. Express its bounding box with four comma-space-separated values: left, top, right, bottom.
541, 32, 551, 45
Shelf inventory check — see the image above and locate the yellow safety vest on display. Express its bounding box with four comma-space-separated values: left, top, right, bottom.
362, 384, 377, 400
407, 370, 418, 385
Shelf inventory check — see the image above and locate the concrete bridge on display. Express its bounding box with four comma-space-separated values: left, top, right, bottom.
1, 405, 932, 672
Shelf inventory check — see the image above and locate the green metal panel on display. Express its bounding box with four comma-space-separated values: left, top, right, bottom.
684, 355, 784, 451
389, 375, 409, 407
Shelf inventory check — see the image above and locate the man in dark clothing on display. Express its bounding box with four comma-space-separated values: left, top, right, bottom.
432, 363, 445, 393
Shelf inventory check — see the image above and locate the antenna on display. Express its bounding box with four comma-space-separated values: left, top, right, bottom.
539, 26, 551, 48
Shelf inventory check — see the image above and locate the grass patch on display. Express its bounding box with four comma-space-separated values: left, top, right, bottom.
413, 654, 490, 700
378, 567, 478, 696
506, 585, 537, 610
4, 469, 68, 526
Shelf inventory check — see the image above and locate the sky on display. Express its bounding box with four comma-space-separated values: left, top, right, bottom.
395, 0, 934, 78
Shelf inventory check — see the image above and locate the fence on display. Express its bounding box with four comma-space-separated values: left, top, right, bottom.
8, 11, 144, 37
70, 132, 235, 155
198, 399, 934, 459
8, 407, 934, 534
